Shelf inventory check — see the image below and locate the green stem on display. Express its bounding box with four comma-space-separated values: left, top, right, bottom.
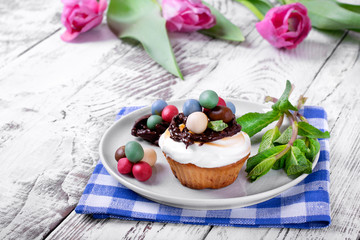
235, 0, 264, 20
297, 112, 308, 123
274, 144, 291, 161
273, 111, 298, 161
295, 95, 308, 122
276, 114, 284, 129
286, 111, 298, 146
265, 96, 278, 103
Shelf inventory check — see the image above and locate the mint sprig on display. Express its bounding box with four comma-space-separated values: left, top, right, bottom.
237, 80, 330, 182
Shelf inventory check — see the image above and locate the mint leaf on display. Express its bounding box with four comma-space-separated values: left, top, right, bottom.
258, 127, 280, 153
246, 145, 287, 173
298, 122, 330, 139
293, 139, 310, 155
274, 126, 293, 145
306, 138, 320, 162
207, 120, 228, 132
200, 2, 244, 41
237, 110, 282, 137
248, 156, 277, 182
271, 80, 297, 112
272, 151, 288, 170
285, 146, 312, 177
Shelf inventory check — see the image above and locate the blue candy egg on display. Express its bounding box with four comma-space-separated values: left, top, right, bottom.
151, 99, 168, 115
226, 101, 236, 114
183, 99, 202, 116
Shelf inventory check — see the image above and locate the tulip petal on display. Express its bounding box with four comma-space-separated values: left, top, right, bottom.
162, 0, 216, 32
61, 30, 80, 42
60, 0, 107, 42
256, 3, 311, 49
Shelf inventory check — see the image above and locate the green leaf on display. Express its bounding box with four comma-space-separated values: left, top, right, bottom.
107, 0, 183, 79
306, 138, 320, 162
271, 80, 298, 113
207, 120, 228, 132
293, 139, 310, 155
274, 126, 293, 145
248, 156, 277, 182
237, 110, 282, 137
299, 0, 360, 30
199, 2, 244, 41
298, 122, 330, 139
285, 146, 312, 177
258, 127, 281, 153
272, 151, 289, 170
246, 145, 287, 173
337, 2, 360, 14
234, 0, 273, 20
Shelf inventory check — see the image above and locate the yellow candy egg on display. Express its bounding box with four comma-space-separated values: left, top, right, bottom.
186, 112, 208, 134
141, 148, 157, 166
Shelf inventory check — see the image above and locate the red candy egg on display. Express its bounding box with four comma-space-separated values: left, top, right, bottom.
161, 105, 179, 122
117, 158, 133, 174
132, 162, 152, 181
217, 97, 226, 106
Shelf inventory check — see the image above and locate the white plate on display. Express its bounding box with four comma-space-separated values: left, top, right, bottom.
100, 99, 319, 210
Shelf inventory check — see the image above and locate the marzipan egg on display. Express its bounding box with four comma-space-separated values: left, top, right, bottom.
125, 141, 144, 163
141, 148, 157, 166
208, 106, 233, 123
186, 112, 208, 134
199, 90, 218, 109
226, 101, 236, 114
115, 145, 126, 161
151, 99, 167, 115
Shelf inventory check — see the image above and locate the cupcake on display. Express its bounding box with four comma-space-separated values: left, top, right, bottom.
159, 92, 251, 189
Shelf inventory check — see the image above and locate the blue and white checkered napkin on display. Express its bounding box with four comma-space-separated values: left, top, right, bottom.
75, 106, 331, 229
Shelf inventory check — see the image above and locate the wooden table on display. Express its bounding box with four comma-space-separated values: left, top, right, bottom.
1, 0, 359, 239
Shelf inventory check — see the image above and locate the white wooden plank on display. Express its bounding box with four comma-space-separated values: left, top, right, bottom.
47, 211, 212, 240
0, 0, 62, 68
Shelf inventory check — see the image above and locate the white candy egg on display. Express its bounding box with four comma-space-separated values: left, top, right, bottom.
186, 112, 208, 134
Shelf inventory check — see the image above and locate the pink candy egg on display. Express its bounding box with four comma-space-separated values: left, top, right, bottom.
162, 105, 179, 122
117, 158, 133, 174
218, 97, 226, 106
132, 162, 152, 181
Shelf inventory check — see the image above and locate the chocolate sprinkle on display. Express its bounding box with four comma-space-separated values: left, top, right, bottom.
131, 114, 170, 146
169, 113, 241, 147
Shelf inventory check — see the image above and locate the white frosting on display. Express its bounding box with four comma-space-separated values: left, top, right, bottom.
159, 130, 251, 168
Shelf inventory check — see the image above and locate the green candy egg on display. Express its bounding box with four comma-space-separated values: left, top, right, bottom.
199, 90, 219, 109
147, 115, 163, 130
125, 141, 144, 163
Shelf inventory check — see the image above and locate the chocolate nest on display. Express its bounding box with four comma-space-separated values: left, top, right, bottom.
131, 114, 170, 146
169, 113, 241, 147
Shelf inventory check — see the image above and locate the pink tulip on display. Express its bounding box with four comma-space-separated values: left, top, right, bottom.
256, 3, 311, 49
61, 0, 107, 42
162, 0, 216, 32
